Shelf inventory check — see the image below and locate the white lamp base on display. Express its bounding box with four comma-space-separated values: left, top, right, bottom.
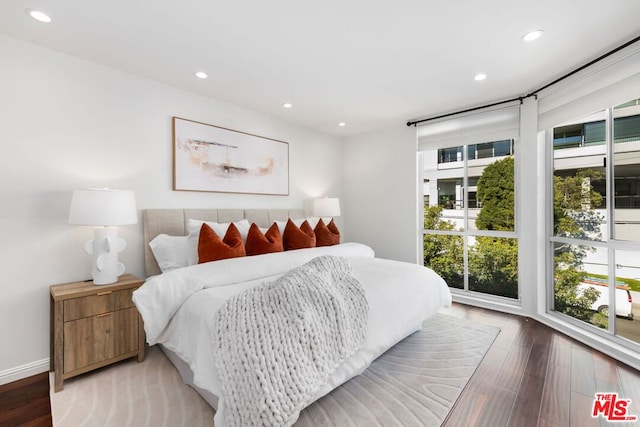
85, 226, 126, 285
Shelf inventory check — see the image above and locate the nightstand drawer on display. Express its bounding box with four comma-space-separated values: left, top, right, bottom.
63, 307, 139, 373
51, 274, 145, 392
63, 288, 136, 322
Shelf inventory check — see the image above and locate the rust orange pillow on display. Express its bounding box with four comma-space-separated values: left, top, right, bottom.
245, 223, 283, 256
314, 218, 341, 246
283, 219, 316, 250
198, 222, 246, 263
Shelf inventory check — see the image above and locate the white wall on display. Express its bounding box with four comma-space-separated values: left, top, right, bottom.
0, 34, 343, 382
342, 126, 419, 263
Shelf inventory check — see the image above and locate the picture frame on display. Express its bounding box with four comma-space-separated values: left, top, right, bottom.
173, 117, 289, 195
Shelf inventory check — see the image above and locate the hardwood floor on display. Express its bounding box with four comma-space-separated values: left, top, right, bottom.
2, 303, 639, 426
443, 303, 640, 427
0, 372, 52, 427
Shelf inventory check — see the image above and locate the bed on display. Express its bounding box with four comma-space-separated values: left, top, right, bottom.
133, 208, 452, 426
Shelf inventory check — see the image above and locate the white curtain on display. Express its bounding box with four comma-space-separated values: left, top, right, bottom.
416, 39, 640, 146
538, 43, 640, 130
416, 102, 520, 151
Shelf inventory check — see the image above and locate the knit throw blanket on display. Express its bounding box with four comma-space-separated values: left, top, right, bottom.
212, 255, 369, 427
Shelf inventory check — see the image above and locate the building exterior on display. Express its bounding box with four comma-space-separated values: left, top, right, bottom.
422, 101, 640, 283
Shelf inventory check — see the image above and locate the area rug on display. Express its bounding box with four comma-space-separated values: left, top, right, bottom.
50, 313, 499, 427
49, 345, 214, 427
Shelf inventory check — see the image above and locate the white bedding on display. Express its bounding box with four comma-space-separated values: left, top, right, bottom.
132, 243, 452, 426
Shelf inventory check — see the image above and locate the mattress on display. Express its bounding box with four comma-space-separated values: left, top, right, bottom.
159, 343, 219, 409
133, 243, 452, 425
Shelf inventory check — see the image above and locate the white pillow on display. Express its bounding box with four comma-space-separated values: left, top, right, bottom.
186, 218, 251, 265
149, 234, 189, 273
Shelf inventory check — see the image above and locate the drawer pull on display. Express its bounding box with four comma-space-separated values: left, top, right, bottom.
97, 291, 112, 296
96, 312, 112, 318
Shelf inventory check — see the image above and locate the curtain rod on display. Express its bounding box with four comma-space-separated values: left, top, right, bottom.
406, 33, 640, 127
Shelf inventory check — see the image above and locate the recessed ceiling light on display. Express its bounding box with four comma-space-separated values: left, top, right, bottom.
26, 9, 51, 23
338, 122, 346, 127
283, 102, 293, 109
474, 73, 487, 81
195, 71, 208, 79
522, 29, 544, 42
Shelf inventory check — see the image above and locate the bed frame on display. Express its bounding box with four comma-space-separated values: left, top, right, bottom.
142, 208, 306, 409
143, 208, 306, 277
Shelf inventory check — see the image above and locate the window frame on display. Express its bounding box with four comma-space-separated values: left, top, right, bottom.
546, 104, 640, 349
421, 137, 521, 303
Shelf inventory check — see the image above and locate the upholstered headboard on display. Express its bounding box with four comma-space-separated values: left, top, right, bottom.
143, 208, 306, 277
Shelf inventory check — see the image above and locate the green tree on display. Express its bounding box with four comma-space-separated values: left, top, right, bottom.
476, 156, 515, 231
553, 170, 604, 253
423, 205, 464, 288
469, 157, 518, 298
553, 249, 600, 322
552, 169, 604, 321
424, 155, 603, 319
468, 236, 518, 298
472, 157, 602, 317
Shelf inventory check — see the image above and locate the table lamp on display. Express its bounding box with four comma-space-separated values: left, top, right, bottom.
68, 188, 137, 285
312, 197, 341, 218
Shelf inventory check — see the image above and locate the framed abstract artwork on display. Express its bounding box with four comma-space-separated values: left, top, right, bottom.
173, 117, 289, 195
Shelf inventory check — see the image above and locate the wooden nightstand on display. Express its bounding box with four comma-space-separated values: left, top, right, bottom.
50, 274, 145, 392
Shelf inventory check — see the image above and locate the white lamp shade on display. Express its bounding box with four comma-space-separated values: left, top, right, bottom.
312, 198, 341, 217
68, 188, 137, 226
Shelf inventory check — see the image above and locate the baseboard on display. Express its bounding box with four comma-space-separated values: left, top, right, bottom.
0, 358, 50, 386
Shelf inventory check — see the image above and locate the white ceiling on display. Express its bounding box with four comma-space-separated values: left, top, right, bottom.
1, 1, 639, 137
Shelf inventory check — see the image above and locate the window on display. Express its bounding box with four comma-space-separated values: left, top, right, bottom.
554, 115, 640, 150
549, 99, 640, 346
438, 147, 463, 164
475, 142, 494, 159
493, 140, 512, 157
418, 104, 520, 300
422, 138, 518, 299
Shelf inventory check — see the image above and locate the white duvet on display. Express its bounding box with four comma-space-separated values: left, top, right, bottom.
132, 243, 452, 426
